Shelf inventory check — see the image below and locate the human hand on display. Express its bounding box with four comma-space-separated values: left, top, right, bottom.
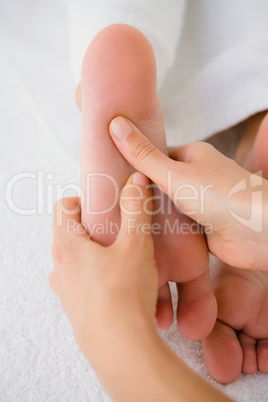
50, 172, 158, 367
50, 171, 230, 402
109, 116, 268, 270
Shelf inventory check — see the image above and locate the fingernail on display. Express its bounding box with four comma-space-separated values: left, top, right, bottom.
132, 172, 149, 186
110, 117, 133, 140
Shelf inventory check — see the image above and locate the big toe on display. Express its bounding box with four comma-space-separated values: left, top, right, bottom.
176, 274, 217, 340
203, 320, 243, 383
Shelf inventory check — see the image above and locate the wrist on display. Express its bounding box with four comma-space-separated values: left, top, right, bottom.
83, 314, 159, 397
86, 324, 230, 402
74, 301, 230, 402
73, 290, 156, 362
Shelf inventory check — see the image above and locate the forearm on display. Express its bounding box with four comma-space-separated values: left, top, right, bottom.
82, 318, 231, 402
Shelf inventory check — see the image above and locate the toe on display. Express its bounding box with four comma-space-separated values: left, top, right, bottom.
203, 320, 243, 384
257, 339, 268, 372
176, 273, 217, 340
237, 332, 258, 374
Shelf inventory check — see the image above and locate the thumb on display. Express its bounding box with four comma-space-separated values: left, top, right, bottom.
109, 116, 176, 195
116, 172, 153, 243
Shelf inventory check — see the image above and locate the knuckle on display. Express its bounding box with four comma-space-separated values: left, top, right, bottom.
51, 242, 63, 265
51, 240, 80, 270
190, 141, 215, 157
53, 197, 81, 215
125, 197, 145, 213
132, 140, 156, 162
198, 142, 215, 153
51, 240, 74, 265
120, 185, 146, 214
178, 142, 204, 161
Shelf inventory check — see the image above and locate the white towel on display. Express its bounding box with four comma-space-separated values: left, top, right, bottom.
1, 1, 268, 401
70, 0, 268, 146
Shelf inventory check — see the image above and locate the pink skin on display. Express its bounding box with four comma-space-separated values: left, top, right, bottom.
80, 24, 216, 340
203, 112, 268, 383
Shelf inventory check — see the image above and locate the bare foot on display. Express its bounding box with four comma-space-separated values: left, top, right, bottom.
80, 24, 216, 340
203, 111, 268, 383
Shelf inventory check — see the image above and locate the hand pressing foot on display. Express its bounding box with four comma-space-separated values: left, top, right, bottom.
80, 24, 216, 340
203, 111, 268, 383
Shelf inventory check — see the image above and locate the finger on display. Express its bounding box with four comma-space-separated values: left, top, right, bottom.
52, 197, 89, 266
156, 283, 174, 329
53, 197, 87, 241
109, 116, 179, 195
117, 172, 153, 242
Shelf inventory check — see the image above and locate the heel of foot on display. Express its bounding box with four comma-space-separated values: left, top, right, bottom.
81, 24, 158, 121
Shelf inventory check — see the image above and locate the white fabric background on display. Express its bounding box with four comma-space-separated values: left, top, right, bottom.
1, 1, 268, 401
70, 0, 268, 146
